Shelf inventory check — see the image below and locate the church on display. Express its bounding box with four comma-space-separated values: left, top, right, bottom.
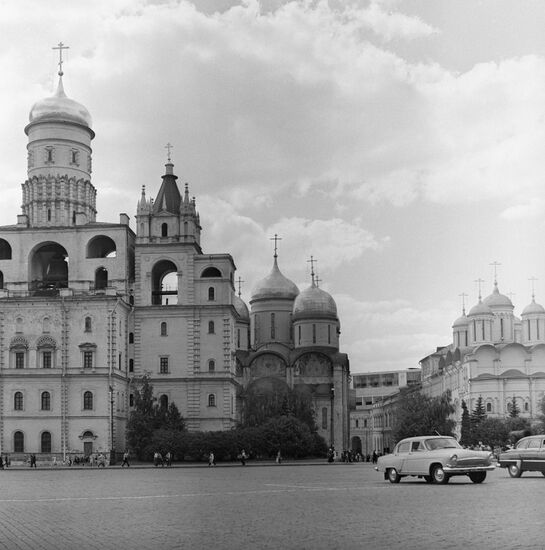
0, 51, 350, 461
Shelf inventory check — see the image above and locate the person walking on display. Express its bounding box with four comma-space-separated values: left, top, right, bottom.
208, 451, 215, 467
121, 450, 130, 468
165, 451, 172, 467
239, 449, 248, 466
30, 454, 37, 468
276, 450, 282, 464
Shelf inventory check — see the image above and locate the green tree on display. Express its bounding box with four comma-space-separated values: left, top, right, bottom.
470, 396, 486, 426
508, 395, 520, 418
392, 388, 455, 443
460, 400, 471, 447
471, 417, 509, 448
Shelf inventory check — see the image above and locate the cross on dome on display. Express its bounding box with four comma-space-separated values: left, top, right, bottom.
459, 292, 468, 315
474, 278, 485, 301
489, 261, 502, 285
270, 234, 282, 259
307, 255, 317, 285
165, 142, 173, 163
236, 276, 245, 297
52, 42, 69, 77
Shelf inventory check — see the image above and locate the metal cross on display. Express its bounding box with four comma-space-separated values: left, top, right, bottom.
270, 234, 282, 258
458, 292, 468, 314
307, 256, 317, 283
52, 42, 70, 76
474, 278, 485, 300
315, 275, 322, 288
489, 261, 502, 284
165, 142, 173, 163
236, 276, 244, 297
529, 276, 538, 299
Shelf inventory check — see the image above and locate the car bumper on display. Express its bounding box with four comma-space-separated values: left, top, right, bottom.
443, 465, 496, 473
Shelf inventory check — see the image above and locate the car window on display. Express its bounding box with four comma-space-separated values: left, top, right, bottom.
527, 439, 541, 449
397, 442, 410, 453
411, 441, 421, 452
425, 438, 460, 450
517, 439, 530, 450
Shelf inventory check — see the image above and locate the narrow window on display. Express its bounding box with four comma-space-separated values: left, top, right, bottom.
208, 359, 215, 372
208, 321, 215, 334
83, 351, 93, 369
15, 352, 25, 369
85, 317, 92, 332
322, 407, 327, 430
525, 402, 529, 411
71, 150, 78, 164
160, 357, 169, 374
14, 431, 24, 453
481, 320, 485, 341
41, 391, 51, 411
47, 209, 51, 221
538, 320, 541, 340
465, 330, 468, 347
270, 313, 275, 339
129, 359, 134, 373
42, 351, 52, 369
161, 223, 168, 237
500, 318, 504, 339
298, 325, 301, 345
486, 402, 492, 413
41, 432, 52, 453
237, 329, 241, 349
0, 270, 3, 289
118, 352, 122, 370
14, 391, 23, 410
160, 322, 168, 336
208, 287, 215, 301
72, 211, 76, 224
312, 324, 316, 344
328, 325, 331, 345
129, 332, 134, 344
208, 394, 216, 407
528, 319, 531, 340
160, 394, 168, 409
129, 394, 134, 407
184, 221, 188, 234
83, 391, 93, 410
46, 147, 53, 162
473, 320, 477, 341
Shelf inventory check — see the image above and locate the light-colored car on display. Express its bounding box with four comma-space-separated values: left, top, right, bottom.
498, 435, 545, 478
375, 436, 495, 484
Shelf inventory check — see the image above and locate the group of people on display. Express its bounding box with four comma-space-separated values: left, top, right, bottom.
153, 451, 172, 467
327, 447, 381, 464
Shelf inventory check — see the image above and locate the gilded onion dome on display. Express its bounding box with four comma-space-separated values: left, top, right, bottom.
483, 283, 513, 309
293, 281, 338, 320
250, 258, 299, 302
522, 297, 545, 316
452, 312, 468, 327
468, 299, 493, 316
28, 76, 92, 129
234, 295, 250, 322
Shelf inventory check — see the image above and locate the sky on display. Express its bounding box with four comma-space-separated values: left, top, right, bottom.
1, 0, 545, 374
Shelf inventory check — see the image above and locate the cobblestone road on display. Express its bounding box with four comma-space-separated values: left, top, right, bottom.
0, 462, 542, 550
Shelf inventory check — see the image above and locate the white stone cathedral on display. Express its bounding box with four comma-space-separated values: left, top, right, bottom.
0, 59, 350, 461
420, 279, 545, 432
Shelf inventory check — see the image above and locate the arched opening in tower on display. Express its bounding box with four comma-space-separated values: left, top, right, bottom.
151, 260, 178, 305
29, 242, 69, 295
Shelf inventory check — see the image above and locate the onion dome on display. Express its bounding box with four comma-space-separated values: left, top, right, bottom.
293, 282, 338, 320
468, 299, 493, 317
233, 295, 250, 322
251, 258, 299, 302
483, 283, 513, 309
452, 312, 468, 327
522, 297, 545, 316
28, 76, 92, 129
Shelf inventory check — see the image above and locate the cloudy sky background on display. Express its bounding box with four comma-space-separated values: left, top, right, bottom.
1, 0, 545, 373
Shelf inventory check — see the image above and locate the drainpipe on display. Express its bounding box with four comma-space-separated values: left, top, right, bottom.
108, 298, 121, 464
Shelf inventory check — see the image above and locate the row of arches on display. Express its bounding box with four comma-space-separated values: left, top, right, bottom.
12, 431, 52, 453
12, 390, 95, 411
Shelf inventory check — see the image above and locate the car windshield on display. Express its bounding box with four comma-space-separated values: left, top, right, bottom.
425, 438, 460, 450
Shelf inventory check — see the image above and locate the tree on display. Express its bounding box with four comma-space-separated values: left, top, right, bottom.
392, 388, 455, 443
471, 417, 509, 448
470, 396, 487, 427
460, 400, 471, 447
508, 395, 520, 418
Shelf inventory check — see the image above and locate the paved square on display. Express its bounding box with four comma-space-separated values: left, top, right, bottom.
0, 463, 542, 549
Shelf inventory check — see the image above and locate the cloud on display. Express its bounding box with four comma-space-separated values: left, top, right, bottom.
500, 198, 545, 221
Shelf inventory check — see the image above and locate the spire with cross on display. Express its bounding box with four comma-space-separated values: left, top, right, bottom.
165, 142, 173, 163
529, 276, 538, 301
307, 255, 317, 285
459, 292, 468, 315
474, 278, 485, 301
236, 276, 245, 298
270, 234, 282, 259
489, 261, 502, 285
52, 42, 69, 77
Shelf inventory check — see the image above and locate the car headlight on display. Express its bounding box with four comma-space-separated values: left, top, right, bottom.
447, 454, 458, 467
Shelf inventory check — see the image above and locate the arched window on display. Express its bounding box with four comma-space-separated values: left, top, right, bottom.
159, 394, 168, 409
86, 236, 116, 258
85, 317, 92, 332
83, 391, 93, 410
208, 321, 215, 334
312, 324, 316, 344
95, 267, 108, 290
208, 287, 215, 301
129, 332, 134, 344
208, 394, 216, 407
14, 431, 24, 453
41, 391, 51, 411
486, 402, 492, 413
271, 313, 275, 339
14, 392, 23, 410
41, 432, 52, 453
161, 223, 168, 237
208, 359, 215, 372
201, 267, 222, 278
0, 238, 12, 259
151, 260, 178, 305
525, 402, 529, 412
160, 322, 168, 336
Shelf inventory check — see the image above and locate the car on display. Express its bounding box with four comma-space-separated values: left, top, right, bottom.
375, 435, 495, 484
498, 435, 545, 478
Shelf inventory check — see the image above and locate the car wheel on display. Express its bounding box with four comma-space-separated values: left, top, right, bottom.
431, 465, 450, 484
423, 475, 433, 483
387, 468, 401, 484
468, 471, 486, 484
508, 464, 523, 478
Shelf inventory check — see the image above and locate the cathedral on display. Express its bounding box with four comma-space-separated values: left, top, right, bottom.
420, 279, 545, 433
0, 55, 350, 461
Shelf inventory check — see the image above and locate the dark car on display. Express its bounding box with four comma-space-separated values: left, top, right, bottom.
498, 435, 545, 478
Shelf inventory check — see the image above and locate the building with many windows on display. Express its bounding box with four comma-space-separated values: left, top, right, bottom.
0, 61, 350, 460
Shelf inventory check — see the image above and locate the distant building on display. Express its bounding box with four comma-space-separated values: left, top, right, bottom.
420, 280, 545, 436
350, 369, 421, 456
0, 57, 350, 461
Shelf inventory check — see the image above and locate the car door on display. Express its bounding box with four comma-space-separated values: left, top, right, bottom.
524, 438, 541, 471
400, 440, 428, 475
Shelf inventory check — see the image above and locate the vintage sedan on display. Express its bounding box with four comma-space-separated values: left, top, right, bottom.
375, 436, 495, 484
498, 435, 545, 478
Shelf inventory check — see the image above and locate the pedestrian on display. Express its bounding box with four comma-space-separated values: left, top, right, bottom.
327, 446, 334, 463
30, 454, 37, 468
154, 451, 163, 467
276, 450, 282, 464
208, 451, 215, 467
372, 450, 378, 464
0, 456, 4, 470
165, 451, 172, 467
121, 450, 130, 468
239, 449, 248, 466
4, 454, 9, 468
